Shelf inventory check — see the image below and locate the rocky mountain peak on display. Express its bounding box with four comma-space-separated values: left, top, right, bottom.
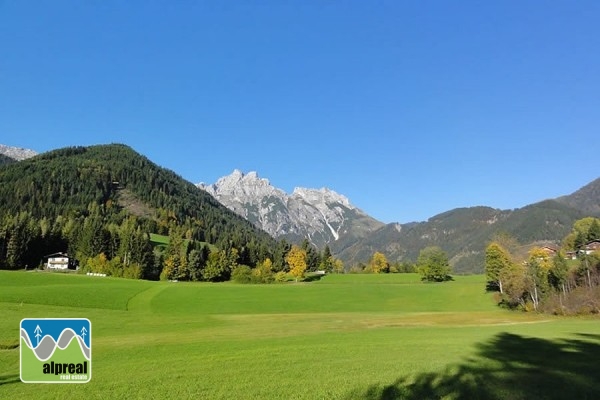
196, 170, 384, 250
0, 144, 37, 161
200, 170, 283, 200
292, 187, 352, 208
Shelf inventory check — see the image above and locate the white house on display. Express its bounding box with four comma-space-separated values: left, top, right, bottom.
45, 253, 70, 270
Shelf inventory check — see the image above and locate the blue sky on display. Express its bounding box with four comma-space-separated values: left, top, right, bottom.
1, 1, 598, 223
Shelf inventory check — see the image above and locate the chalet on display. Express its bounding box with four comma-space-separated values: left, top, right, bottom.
568, 240, 600, 259
581, 240, 600, 255
539, 245, 558, 256
550, 240, 598, 260
45, 253, 75, 270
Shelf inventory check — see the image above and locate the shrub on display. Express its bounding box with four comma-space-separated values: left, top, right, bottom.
274, 271, 289, 283
123, 263, 142, 279
252, 261, 274, 283
231, 265, 253, 284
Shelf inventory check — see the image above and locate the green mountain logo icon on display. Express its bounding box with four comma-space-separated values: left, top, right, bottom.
20, 318, 91, 383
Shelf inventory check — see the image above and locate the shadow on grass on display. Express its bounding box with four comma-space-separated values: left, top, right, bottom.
0, 374, 20, 386
303, 274, 325, 282
0, 340, 19, 350
345, 332, 600, 400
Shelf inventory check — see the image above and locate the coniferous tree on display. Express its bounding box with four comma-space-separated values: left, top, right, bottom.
272, 239, 291, 272
5, 213, 32, 269
319, 245, 334, 272
588, 219, 600, 242
301, 239, 319, 272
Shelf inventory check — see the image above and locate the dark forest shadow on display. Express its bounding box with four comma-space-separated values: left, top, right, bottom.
345, 332, 600, 400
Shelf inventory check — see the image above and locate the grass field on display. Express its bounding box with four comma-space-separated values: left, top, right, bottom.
1, 271, 599, 399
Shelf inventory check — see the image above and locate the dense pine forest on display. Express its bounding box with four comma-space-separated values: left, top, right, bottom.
0, 144, 286, 280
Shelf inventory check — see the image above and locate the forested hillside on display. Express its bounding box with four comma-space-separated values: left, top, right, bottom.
340, 201, 586, 274
557, 178, 600, 217
0, 144, 278, 280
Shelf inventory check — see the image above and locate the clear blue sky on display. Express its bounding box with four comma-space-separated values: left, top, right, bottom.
1, 1, 598, 223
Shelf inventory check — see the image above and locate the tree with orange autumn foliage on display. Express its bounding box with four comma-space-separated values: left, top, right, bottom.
286, 245, 307, 282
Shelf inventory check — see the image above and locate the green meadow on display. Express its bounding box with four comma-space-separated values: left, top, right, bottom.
1, 271, 599, 399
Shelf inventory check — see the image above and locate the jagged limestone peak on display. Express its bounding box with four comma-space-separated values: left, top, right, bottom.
196, 170, 383, 248
0, 144, 37, 161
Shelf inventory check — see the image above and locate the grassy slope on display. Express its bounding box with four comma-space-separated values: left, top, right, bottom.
1, 271, 599, 399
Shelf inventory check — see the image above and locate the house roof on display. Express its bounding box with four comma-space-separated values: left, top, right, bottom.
44, 252, 69, 258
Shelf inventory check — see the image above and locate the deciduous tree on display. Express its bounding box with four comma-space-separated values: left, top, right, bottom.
549, 252, 569, 303
562, 217, 600, 250
253, 257, 274, 283
499, 262, 527, 308
367, 251, 389, 274
485, 242, 514, 294
333, 258, 344, 274
286, 245, 307, 282
525, 247, 552, 311
202, 248, 239, 282
416, 246, 452, 282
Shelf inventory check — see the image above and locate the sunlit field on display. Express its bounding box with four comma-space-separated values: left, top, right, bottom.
1, 271, 599, 399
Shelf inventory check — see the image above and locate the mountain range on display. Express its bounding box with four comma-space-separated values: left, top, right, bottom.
197, 170, 384, 253
2, 143, 599, 274
199, 170, 600, 273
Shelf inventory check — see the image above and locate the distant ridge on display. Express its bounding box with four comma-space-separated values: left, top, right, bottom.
556, 177, 600, 217
340, 193, 596, 273
200, 170, 600, 274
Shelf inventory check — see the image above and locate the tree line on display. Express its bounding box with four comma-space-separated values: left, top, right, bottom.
0, 205, 344, 283
231, 243, 345, 284
485, 217, 600, 314
346, 248, 453, 282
